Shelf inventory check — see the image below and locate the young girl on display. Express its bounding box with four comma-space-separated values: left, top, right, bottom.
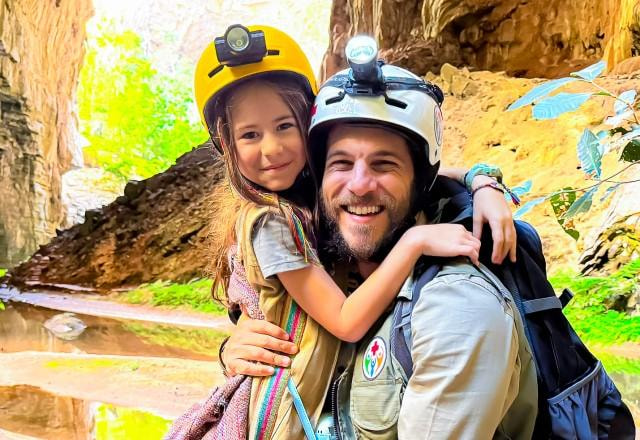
174, 25, 515, 439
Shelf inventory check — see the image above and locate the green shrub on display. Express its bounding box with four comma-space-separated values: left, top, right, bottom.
122, 279, 225, 315
78, 19, 206, 181
550, 259, 640, 345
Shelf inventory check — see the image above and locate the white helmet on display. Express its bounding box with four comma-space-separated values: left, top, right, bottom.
309, 36, 444, 180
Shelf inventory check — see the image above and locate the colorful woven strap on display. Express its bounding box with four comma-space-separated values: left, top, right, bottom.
254, 301, 307, 440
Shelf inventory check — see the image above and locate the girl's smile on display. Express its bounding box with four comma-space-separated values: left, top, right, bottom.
230, 82, 307, 192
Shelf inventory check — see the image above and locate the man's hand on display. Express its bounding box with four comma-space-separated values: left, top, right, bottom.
471, 175, 517, 264
222, 318, 298, 376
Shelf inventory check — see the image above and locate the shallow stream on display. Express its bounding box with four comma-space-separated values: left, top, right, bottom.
1, 302, 638, 439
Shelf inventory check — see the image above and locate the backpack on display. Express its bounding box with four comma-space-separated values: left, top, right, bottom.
391, 177, 636, 439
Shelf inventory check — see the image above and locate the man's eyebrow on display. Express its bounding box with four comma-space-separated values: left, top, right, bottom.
371, 150, 404, 160
326, 149, 352, 159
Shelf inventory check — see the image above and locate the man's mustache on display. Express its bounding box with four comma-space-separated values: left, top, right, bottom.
327, 193, 396, 209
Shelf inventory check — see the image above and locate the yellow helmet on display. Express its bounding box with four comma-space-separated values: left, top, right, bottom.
194, 24, 318, 133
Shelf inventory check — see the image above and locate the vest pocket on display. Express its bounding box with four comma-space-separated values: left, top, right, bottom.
350, 378, 403, 439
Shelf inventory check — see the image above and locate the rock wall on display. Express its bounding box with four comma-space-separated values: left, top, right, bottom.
429, 64, 640, 272
0, 0, 93, 267
322, 0, 639, 80
4, 146, 222, 289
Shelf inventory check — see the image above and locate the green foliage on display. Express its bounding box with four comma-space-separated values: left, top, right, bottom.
594, 351, 640, 376
510, 61, 640, 239
549, 189, 580, 240
78, 20, 206, 181
121, 279, 225, 315
549, 259, 640, 345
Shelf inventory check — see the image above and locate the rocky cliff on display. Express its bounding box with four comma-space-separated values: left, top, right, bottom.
0, 0, 93, 267
322, 0, 640, 80
7, 65, 638, 289
5, 146, 222, 289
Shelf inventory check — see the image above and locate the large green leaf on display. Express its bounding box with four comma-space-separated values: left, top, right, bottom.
577, 129, 602, 178
562, 188, 597, 220
570, 60, 607, 81
615, 90, 637, 115
514, 196, 546, 219
550, 189, 580, 240
532, 93, 593, 120
507, 77, 578, 111
510, 180, 532, 197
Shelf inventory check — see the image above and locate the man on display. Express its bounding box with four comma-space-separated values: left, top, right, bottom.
222, 60, 538, 439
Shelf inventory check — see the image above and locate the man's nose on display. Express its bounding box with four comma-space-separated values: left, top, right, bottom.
261, 133, 283, 157
346, 162, 377, 196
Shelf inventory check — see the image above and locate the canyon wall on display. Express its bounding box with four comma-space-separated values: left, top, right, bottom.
0, 0, 93, 266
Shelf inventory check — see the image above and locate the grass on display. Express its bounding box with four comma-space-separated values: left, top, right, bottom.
119, 279, 226, 315
549, 259, 640, 346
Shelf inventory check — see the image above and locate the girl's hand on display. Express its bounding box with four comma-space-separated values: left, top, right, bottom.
222, 317, 298, 377
406, 224, 481, 266
471, 175, 517, 264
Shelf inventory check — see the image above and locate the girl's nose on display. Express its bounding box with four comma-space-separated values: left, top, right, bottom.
261, 132, 284, 157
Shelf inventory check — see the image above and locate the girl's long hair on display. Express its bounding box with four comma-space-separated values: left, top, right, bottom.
205, 74, 317, 307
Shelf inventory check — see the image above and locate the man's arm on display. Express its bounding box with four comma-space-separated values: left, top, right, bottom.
398, 269, 521, 439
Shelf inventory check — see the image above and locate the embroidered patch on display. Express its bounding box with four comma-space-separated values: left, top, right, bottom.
362, 336, 387, 380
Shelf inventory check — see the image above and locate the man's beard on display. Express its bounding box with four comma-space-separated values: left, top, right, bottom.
319, 190, 416, 264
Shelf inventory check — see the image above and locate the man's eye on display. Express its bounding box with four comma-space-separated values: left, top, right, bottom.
372, 160, 397, 169
239, 131, 259, 140
328, 160, 352, 169
277, 122, 296, 131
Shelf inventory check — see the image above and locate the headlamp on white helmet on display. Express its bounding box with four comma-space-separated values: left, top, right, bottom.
310, 35, 444, 169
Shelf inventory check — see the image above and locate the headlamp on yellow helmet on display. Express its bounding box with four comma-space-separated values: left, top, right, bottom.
214, 24, 267, 66
194, 24, 318, 154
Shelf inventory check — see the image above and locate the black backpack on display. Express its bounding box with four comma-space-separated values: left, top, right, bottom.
391, 177, 636, 439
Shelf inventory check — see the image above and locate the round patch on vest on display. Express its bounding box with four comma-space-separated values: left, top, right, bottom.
362, 336, 387, 381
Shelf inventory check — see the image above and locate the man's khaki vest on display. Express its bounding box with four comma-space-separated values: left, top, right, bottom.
333, 263, 538, 440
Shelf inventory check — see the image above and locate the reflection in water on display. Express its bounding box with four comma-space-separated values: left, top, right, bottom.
600, 353, 640, 429
0, 385, 171, 440
0, 303, 226, 360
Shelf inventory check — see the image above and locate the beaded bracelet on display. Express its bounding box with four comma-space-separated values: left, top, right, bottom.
471, 180, 521, 206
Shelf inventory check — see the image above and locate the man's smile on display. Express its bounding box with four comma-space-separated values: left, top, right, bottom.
342, 205, 383, 215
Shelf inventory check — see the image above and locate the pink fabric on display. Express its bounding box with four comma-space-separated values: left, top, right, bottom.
164, 375, 251, 440
165, 246, 262, 440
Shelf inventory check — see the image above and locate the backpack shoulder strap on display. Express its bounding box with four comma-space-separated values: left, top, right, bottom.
392, 264, 440, 380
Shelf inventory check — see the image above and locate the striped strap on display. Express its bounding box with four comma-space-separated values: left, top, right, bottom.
255, 301, 308, 439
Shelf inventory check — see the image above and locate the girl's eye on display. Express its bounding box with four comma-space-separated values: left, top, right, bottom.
239, 131, 259, 140
277, 122, 296, 131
